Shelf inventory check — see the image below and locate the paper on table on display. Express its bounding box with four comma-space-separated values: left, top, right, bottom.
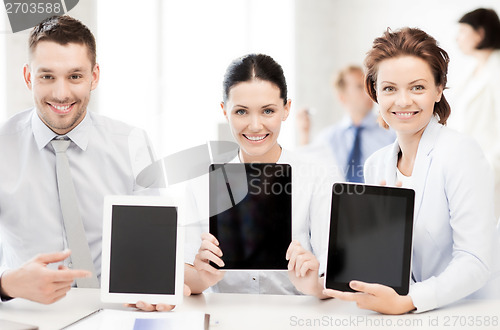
65, 309, 209, 330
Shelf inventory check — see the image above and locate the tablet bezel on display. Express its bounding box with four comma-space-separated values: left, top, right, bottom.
324, 183, 414, 295
101, 195, 184, 304
209, 163, 292, 271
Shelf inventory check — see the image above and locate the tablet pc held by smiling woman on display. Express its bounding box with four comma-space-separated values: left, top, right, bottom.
209, 163, 292, 270
325, 183, 414, 295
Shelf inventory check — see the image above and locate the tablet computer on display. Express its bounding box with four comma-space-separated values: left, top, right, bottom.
209, 163, 292, 270
101, 195, 184, 304
325, 183, 414, 295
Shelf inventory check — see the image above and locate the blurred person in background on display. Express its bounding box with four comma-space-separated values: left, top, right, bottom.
296, 66, 394, 183
451, 8, 500, 218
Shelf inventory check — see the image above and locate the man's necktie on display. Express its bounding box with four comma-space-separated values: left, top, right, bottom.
345, 126, 364, 183
51, 138, 99, 288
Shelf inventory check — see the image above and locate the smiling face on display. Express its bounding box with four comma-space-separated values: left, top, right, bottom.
376, 56, 442, 139
222, 79, 290, 163
24, 41, 99, 135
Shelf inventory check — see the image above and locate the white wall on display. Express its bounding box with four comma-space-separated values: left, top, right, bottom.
96, 0, 294, 157
96, 0, 161, 150
157, 0, 295, 156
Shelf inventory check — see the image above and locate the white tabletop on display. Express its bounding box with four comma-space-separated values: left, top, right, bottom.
1, 289, 500, 330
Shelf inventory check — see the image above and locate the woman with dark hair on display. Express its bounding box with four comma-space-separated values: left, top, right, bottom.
184, 54, 341, 295
321, 27, 499, 314
452, 8, 500, 218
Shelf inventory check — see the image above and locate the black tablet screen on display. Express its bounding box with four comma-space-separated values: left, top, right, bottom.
325, 184, 414, 295
109, 205, 177, 294
209, 163, 292, 270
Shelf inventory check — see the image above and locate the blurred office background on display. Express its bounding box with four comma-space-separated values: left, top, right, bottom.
1, 0, 499, 157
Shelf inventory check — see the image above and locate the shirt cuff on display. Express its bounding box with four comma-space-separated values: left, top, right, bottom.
408, 279, 438, 313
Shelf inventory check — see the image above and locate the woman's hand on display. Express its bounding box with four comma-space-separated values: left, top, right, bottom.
323, 280, 415, 314
184, 233, 226, 294
286, 241, 328, 299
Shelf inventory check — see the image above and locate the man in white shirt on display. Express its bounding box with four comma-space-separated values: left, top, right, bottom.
0, 15, 167, 310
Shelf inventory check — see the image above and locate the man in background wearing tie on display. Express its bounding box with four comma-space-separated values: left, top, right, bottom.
297, 65, 395, 182
0, 15, 161, 308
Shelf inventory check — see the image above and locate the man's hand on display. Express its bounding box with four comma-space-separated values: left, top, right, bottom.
1, 250, 91, 304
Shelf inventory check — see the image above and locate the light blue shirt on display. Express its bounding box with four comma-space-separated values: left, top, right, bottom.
0, 109, 154, 278
313, 111, 395, 181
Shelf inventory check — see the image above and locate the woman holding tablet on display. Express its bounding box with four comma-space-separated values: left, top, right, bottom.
184, 54, 341, 295
322, 27, 500, 314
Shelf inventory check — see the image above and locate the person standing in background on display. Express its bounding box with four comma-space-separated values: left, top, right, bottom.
296, 66, 394, 182
451, 8, 500, 218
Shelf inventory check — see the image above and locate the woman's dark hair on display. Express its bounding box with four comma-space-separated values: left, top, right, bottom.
365, 27, 451, 126
223, 54, 288, 105
459, 8, 500, 49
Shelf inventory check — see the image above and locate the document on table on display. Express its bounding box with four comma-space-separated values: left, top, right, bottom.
63, 309, 209, 330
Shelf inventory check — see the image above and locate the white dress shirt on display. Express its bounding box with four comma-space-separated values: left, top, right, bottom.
0, 109, 155, 279
184, 148, 342, 294
365, 116, 500, 312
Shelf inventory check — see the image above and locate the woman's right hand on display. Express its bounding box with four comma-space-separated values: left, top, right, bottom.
192, 233, 225, 288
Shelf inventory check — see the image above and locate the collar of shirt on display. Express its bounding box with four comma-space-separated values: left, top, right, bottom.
31, 109, 92, 151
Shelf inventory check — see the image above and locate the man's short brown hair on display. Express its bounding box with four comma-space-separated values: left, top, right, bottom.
334, 65, 364, 92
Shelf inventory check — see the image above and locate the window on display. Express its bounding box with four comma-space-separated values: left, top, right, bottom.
96, 0, 295, 157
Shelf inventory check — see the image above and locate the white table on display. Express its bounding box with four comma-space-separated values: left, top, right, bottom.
1, 289, 499, 329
